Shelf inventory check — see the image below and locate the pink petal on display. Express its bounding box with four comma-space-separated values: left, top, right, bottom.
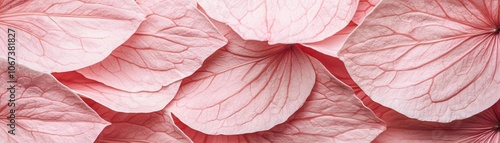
359, 92, 500, 142
351, 0, 380, 24
301, 22, 357, 57
77, 0, 227, 92
0, 0, 144, 72
53, 71, 179, 113
173, 58, 386, 142
299, 45, 357, 88
198, 0, 358, 44
339, 0, 500, 122
0, 58, 109, 142
82, 99, 192, 143
168, 22, 316, 135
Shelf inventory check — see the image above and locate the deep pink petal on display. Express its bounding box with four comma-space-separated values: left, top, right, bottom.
0, 0, 144, 72
82, 99, 192, 143
351, 0, 380, 24
168, 22, 315, 135
198, 0, 358, 44
172, 58, 385, 142
301, 22, 357, 57
0, 58, 109, 142
77, 0, 227, 92
53, 71, 179, 113
339, 0, 500, 122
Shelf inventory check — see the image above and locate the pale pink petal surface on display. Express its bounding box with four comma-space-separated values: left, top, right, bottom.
53, 71, 180, 113
314, 56, 500, 142
301, 22, 357, 57
0, 58, 109, 142
77, 0, 227, 92
299, 45, 357, 88
339, 0, 500, 122
198, 0, 358, 44
0, 0, 144, 72
356, 92, 500, 143
173, 58, 385, 143
323, 61, 500, 142
82, 99, 192, 143
168, 22, 315, 135
351, 0, 380, 24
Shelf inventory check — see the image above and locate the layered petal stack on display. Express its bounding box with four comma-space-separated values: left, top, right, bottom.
2, 0, 500, 143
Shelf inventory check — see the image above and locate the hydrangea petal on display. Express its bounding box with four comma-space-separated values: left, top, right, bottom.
82, 99, 192, 143
315, 56, 500, 142
299, 44, 357, 88
0, 0, 144, 72
168, 22, 315, 135
53, 71, 179, 113
351, 0, 380, 24
339, 0, 500, 122
301, 22, 357, 57
198, 0, 358, 44
77, 0, 227, 92
356, 92, 500, 143
0, 58, 109, 142
173, 58, 385, 142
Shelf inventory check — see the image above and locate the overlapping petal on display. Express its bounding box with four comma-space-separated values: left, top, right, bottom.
0, 58, 109, 142
168, 21, 315, 135
77, 0, 227, 92
351, 0, 380, 24
198, 0, 358, 44
301, 22, 357, 57
0, 0, 145, 72
53, 71, 179, 113
300, 45, 357, 88
357, 92, 500, 143
339, 0, 500, 122
173, 58, 385, 142
83, 99, 192, 143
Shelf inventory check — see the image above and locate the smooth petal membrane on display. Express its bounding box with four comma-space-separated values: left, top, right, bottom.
77, 0, 227, 92
339, 0, 500, 122
198, 0, 358, 44
0, 58, 109, 142
83, 99, 192, 143
0, 0, 144, 72
53, 71, 180, 113
173, 58, 386, 143
169, 22, 316, 135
